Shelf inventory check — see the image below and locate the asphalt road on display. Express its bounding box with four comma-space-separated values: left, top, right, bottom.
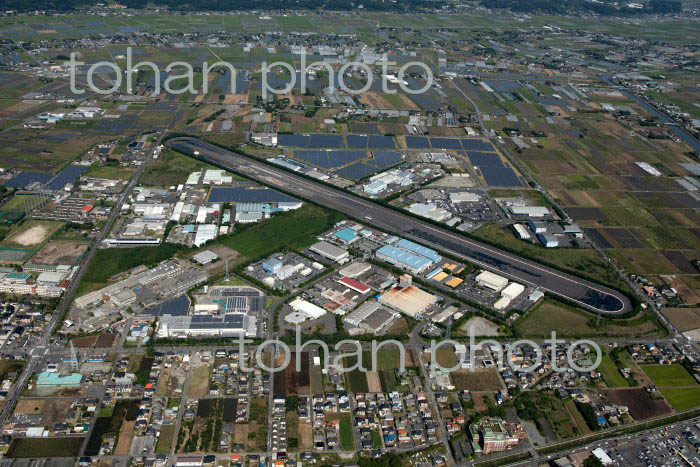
165, 137, 632, 314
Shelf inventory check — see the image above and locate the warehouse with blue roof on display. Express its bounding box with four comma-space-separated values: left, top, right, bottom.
395, 239, 442, 263
376, 245, 434, 274
333, 227, 359, 244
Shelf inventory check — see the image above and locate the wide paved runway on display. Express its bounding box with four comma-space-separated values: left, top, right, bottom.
166, 137, 632, 314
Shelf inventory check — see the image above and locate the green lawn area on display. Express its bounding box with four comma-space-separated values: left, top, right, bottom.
155, 425, 176, 454
642, 364, 697, 386
371, 429, 382, 448
516, 299, 593, 337
1, 194, 51, 212
516, 299, 664, 338
658, 387, 700, 411
599, 355, 629, 388
338, 413, 354, 450
219, 204, 343, 260
373, 347, 406, 370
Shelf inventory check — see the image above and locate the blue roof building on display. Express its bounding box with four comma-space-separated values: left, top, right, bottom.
37, 371, 83, 387
376, 245, 433, 274
333, 227, 359, 244
396, 239, 442, 263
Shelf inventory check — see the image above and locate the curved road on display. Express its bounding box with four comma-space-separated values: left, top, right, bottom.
165, 137, 632, 314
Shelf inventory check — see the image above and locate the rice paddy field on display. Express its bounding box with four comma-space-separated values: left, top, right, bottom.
478, 73, 700, 303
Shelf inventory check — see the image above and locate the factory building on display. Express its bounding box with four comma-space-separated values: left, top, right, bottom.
475, 270, 509, 292
337, 276, 371, 294
509, 206, 551, 218
193, 250, 218, 265
408, 203, 452, 222
289, 297, 326, 318
338, 262, 371, 278
263, 257, 283, 274
157, 313, 256, 338
513, 224, 531, 240
309, 241, 349, 263
501, 282, 525, 300
194, 224, 218, 247
376, 239, 441, 275
537, 233, 559, 248
378, 284, 437, 318
333, 227, 359, 244
376, 245, 433, 274
449, 192, 480, 203
343, 301, 398, 335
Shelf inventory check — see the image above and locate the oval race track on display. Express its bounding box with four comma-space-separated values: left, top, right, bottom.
166, 137, 633, 315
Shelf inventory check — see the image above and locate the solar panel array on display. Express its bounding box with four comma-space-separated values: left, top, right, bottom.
347, 135, 369, 148
429, 137, 463, 150
336, 162, 379, 180
144, 295, 190, 317
278, 134, 310, 147
278, 133, 396, 149
461, 139, 494, 151
368, 135, 396, 149
465, 150, 523, 187
219, 288, 266, 313
308, 134, 344, 148
371, 151, 404, 169
3, 172, 53, 188
47, 164, 89, 190
336, 151, 404, 180
479, 166, 523, 187
223, 296, 249, 313
405, 136, 494, 152
466, 151, 504, 167
190, 313, 245, 329
293, 150, 367, 169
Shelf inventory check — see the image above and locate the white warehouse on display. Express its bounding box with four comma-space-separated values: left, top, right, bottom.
475, 270, 509, 292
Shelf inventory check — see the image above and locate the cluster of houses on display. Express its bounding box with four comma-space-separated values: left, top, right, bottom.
353, 391, 439, 451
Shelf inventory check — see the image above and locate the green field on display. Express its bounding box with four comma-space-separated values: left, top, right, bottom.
516, 299, 665, 338
0, 194, 51, 213
139, 148, 220, 186
155, 425, 176, 454
598, 355, 630, 388
220, 204, 343, 260
658, 387, 700, 411
642, 364, 700, 411
6, 437, 84, 458
642, 364, 697, 387
338, 413, 355, 450
372, 348, 410, 371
